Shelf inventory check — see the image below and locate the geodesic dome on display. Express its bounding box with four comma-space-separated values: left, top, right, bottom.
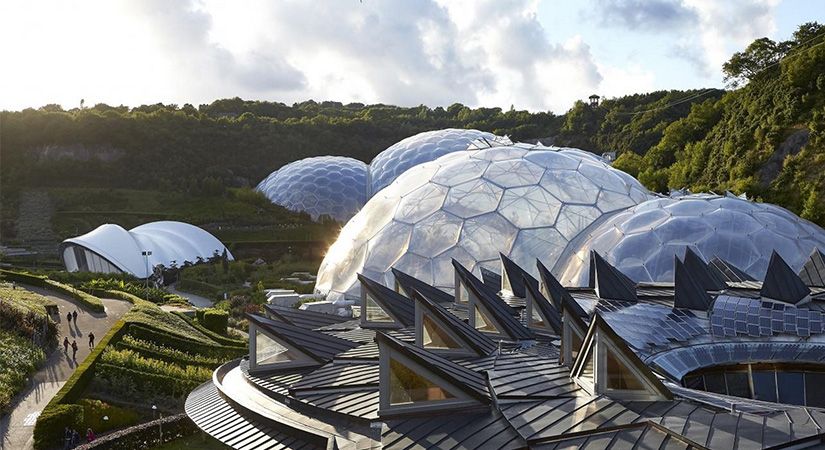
368, 128, 498, 195
316, 141, 651, 303
555, 193, 825, 286
257, 156, 368, 222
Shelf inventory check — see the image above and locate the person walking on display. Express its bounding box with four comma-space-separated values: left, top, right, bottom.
72, 310, 78, 324
71, 340, 78, 360
66, 312, 72, 325
86, 428, 95, 443
63, 426, 71, 450
63, 337, 69, 353
71, 429, 79, 448
88, 331, 95, 348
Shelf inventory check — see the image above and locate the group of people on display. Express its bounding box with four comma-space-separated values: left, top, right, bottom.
62, 309, 95, 361
63, 427, 95, 449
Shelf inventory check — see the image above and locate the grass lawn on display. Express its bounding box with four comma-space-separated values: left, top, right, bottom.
150, 431, 230, 449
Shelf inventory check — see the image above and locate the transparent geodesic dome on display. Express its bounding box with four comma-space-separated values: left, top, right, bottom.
368, 128, 498, 196
555, 193, 825, 286
316, 141, 651, 303
257, 156, 368, 222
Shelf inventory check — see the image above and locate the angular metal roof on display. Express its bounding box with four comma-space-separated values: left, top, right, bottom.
683, 247, 727, 290
673, 257, 713, 311
246, 313, 360, 363
499, 252, 538, 298
358, 274, 415, 327
760, 251, 811, 304
591, 251, 638, 302
708, 256, 755, 282
537, 260, 588, 318
391, 268, 454, 304
799, 248, 825, 287
523, 274, 563, 334
265, 304, 351, 330
480, 267, 502, 293
408, 288, 498, 356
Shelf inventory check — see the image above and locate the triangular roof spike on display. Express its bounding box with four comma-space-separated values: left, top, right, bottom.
358, 274, 415, 328
536, 260, 587, 318
480, 267, 502, 293
499, 253, 538, 298
409, 289, 497, 357
798, 248, 825, 288
707, 256, 754, 282
452, 259, 516, 314
523, 274, 562, 335
376, 332, 490, 417
246, 313, 359, 371
761, 251, 811, 305
391, 268, 454, 304
591, 251, 638, 302
571, 314, 672, 401
453, 260, 533, 341
682, 247, 727, 290
559, 296, 588, 367
673, 256, 714, 311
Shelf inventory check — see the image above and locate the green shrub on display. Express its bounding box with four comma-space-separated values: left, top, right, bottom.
81, 279, 187, 305
100, 348, 212, 381
124, 324, 245, 360
0, 330, 46, 414
0, 269, 48, 287
200, 309, 229, 335
95, 364, 204, 399
95, 290, 142, 304
77, 398, 141, 434
44, 280, 104, 313
34, 403, 84, 450
123, 301, 212, 344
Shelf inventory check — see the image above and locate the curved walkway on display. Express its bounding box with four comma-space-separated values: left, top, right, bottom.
0, 285, 131, 450
167, 283, 214, 308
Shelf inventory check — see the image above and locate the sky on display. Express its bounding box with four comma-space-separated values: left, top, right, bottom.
0, 0, 822, 113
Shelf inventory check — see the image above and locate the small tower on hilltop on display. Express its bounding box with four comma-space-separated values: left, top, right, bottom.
588, 94, 601, 107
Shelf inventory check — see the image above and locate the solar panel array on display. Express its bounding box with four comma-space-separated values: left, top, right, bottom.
596, 300, 706, 350
710, 295, 825, 338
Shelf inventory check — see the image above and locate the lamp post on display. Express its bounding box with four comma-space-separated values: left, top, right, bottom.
142, 251, 153, 300
152, 405, 162, 443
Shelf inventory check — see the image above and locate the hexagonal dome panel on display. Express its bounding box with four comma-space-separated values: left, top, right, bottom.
555, 193, 825, 286
257, 156, 368, 222
316, 140, 651, 303
368, 128, 498, 195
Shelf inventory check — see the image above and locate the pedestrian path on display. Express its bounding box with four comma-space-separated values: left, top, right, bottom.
0, 285, 131, 450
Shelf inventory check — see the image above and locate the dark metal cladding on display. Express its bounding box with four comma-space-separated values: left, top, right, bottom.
408, 288, 498, 356
358, 273, 416, 327
375, 332, 491, 401
591, 251, 638, 302
537, 259, 588, 318
391, 267, 455, 304
452, 259, 533, 340
247, 313, 361, 363
683, 247, 727, 290
760, 251, 811, 305
707, 256, 755, 282
523, 274, 563, 334
480, 266, 502, 293
674, 256, 714, 311
798, 248, 825, 288
265, 304, 351, 330
499, 252, 539, 298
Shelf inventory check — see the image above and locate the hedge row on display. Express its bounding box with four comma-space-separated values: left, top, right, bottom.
73, 413, 198, 450
114, 338, 222, 368
125, 323, 246, 360
175, 311, 245, 347
95, 364, 204, 399
92, 290, 142, 304
176, 278, 221, 299
0, 270, 105, 313
33, 320, 128, 449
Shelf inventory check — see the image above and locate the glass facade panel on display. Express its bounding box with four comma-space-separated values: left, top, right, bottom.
777, 372, 805, 405
606, 350, 644, 390
752, 371, 777, 402
530, 307, 545, 327
703, 373, 727, 394
724, 372, 751, 398
805, 372, 825, 407
579, 351, 595, 385
389, 358, 456, 405
457, 283, 469, 303
255, 329, 296, 365
365, 293, 393, 322
422, 314, 460, 349
570, 329, 583, 361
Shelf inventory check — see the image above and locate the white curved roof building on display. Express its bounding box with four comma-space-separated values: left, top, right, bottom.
368, 128, 498, 196
256, 156, 368, 222
60, 221, 233, 278
316, 140, 651, 303
555, 193, 825, 286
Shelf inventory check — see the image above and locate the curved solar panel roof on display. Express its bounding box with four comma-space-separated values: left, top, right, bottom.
61, 221, 232, 278
316, 141, 651, 303
257, 156, 368, 222
368, 128, 497, 196
556, 193, 825, 286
